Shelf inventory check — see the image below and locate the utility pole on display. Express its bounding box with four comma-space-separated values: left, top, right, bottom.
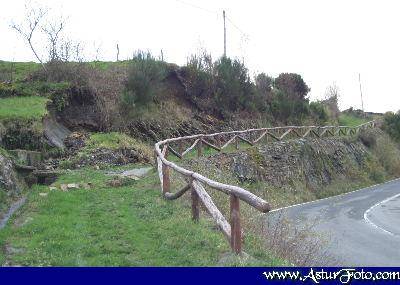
358, 73, 364, 112
116, 44, 120, 62
223, 10, 226, 57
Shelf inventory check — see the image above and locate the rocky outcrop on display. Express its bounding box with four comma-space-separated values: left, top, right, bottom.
231, 138, 369, 190
71, 147, 150, 168
187, 137, 374, 192
0, 152, 23, 198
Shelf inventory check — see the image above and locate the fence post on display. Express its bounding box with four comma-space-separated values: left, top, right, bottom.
178, 140, 183, 156
154, 150, 158, 168
247, 131, 252, 144
162, 148, 170, 195
217, 135, 221, 149
197, 138, 203, 157
191, 181, 200, 222
230, 194, 242, 254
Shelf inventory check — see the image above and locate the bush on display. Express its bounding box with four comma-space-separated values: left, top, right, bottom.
322, 84, 340, 119
121, 51, 166, 110
270, 89, 310, 124
309, 101, 328, 124
181, 55, 318, 122
0, 83, 16, 98
370, 130, 400, 176
213, 57, 257, 113
0, 119, 45, 150
182, 54, 264, 116
359, 130, 377, 148
382, 111, 400, 142
255, 73, 273, 103
184, 53, 214, 98
269, 73, 311, 124
274, 73, 310, 101
180, 53, 215, 111
31, 61, 91, 87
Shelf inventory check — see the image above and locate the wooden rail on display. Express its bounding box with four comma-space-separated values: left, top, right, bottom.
154, 120, 377, 254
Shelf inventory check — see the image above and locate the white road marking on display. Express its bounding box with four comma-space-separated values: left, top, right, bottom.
363, 193, 400, 237
268, 177, 400, 214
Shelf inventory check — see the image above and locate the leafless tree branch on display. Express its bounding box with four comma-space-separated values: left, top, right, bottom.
10, 1, 48, 71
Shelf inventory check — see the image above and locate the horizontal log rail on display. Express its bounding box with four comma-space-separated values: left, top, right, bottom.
154, 120, 377, 254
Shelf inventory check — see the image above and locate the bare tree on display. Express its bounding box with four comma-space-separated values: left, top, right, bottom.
41, 16, 67, 61
10, 1, 48, 71
93, 41, 102, 61
73, 42, 85, 62
325, 82, 340, 101
324, 83, 341, 119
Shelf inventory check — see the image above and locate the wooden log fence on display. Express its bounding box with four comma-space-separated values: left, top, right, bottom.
154, 120, 377, 254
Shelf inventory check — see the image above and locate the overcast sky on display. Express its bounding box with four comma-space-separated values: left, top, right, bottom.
1, 0, 399, 113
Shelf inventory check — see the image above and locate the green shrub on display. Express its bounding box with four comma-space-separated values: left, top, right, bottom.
121, 51, 166, 110
310, 101, 328, 124
255, 73, 273, 103
359, 130, 377, 148
0, 80, 70, 101
382, 111, 400, 142
0, 119, 45, 150
50, 88, 71, 112
269, 73, 311, 124
369, 168, 385, 183
182, 54, 267, 116
0, 83, 16, 98
270, 89, 310, 124
184, 53, 213, 98
373, 130, 400, 176
213, 57, 257, 113
274, 73, 310, 101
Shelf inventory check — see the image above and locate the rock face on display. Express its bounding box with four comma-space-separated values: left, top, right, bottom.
188, 137, 373, 192
230, 138, 369, 190
72, 148, 150, 168
0, 153, 22, 197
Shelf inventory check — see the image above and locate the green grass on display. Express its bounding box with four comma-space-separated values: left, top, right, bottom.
88, 60, 131, 70
82, 132, 153, 159
86, 132, 141, 150
0, 147, 10, 158
338, 113, 369, 127
0, 61, 40, 82
0, 96, 48, 120
0, 165, 285, 266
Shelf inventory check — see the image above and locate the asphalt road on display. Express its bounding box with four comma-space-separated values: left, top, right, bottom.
266, 178, 400, 266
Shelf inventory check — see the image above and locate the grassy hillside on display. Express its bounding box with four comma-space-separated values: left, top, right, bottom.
338, 113, 369, 127
0, 61, 39, 82
0, 96, 48, 120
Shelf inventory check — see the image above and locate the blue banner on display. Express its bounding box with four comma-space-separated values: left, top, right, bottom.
1, 267, 400, 285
